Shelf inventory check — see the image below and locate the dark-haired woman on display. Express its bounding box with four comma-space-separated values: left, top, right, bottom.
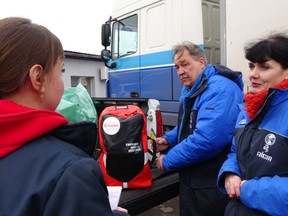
217, 33, 288, 216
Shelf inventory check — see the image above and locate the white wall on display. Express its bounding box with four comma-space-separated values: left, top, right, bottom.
62, 55, 107, 97
225, 0, 288, 91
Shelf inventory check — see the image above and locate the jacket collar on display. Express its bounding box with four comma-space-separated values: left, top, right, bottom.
50, 121, 97, 157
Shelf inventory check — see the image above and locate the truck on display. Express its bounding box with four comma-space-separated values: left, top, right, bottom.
100, 0, 288, 129
101, 0, 221, 131
98, 0, 288, 214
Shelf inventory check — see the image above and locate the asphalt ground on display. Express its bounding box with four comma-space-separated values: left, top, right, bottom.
136, 195, 179, 216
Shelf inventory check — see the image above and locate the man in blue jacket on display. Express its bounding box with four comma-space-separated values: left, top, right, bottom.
156, 41, 244, 216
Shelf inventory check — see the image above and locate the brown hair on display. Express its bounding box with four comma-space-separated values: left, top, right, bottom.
0, 17, 63, 98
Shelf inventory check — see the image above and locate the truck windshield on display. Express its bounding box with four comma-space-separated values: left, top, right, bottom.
111, 14, 138, 59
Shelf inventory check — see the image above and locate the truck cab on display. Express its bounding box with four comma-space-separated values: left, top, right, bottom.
101, 0, 220, 130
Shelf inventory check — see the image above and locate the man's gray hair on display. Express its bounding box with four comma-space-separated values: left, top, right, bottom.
172, 41, 207, 64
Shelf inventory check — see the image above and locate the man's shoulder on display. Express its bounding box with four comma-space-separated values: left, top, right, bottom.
208, 71, 243, 92
208, 73, 237, 87
205, 74, 243, 102
212, 64, 244, 91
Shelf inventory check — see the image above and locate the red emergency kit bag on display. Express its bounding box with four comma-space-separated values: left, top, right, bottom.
98, 105, 153, 188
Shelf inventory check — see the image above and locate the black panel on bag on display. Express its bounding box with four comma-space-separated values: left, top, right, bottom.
102, 114, 145, 182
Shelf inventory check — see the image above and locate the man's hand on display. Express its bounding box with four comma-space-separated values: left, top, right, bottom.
155, 137, 169, 152
115, 207, 128, 213
157, 154, 165, 171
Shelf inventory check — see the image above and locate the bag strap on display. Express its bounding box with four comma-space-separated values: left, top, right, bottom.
147, 135, 157, 165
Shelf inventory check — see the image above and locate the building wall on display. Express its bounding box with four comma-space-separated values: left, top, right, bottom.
63, 51, 107, 97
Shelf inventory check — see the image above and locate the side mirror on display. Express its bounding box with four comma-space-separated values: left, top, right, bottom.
101, 49, 112, 60
101, 49, 116, 69
101, 23, 111, 48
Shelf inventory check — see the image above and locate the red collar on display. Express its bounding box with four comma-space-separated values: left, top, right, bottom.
245, 79, 288, 120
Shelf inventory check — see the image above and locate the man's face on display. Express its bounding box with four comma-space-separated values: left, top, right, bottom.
174, 49, 205, 88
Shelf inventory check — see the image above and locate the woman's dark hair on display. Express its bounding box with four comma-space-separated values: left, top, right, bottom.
245, 33, 288, 69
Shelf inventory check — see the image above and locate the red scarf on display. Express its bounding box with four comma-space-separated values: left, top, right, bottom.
245, 79, 288, 120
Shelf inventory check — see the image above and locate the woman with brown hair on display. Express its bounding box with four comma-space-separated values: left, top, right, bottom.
0, 17, 128, 216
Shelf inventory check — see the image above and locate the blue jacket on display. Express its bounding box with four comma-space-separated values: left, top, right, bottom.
217, 87, 288, 216
162, 64, 243, 185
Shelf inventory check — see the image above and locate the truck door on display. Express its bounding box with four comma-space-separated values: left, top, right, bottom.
202, 0, 220, 65
108, 14, 141, 98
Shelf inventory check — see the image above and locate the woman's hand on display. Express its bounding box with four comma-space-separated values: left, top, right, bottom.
225, 173, 242, 199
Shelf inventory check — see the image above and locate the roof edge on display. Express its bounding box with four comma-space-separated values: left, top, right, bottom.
64, 50, 103, 61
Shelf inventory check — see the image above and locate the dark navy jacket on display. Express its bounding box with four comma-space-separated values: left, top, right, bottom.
218, 87, 288, 216
0, 119, 126, 216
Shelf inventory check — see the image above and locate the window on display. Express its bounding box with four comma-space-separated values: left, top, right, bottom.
71, 76, 93, 95
112, 15, 138, 59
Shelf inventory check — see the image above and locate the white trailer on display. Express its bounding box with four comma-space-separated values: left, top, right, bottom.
222, 0, 288, 91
